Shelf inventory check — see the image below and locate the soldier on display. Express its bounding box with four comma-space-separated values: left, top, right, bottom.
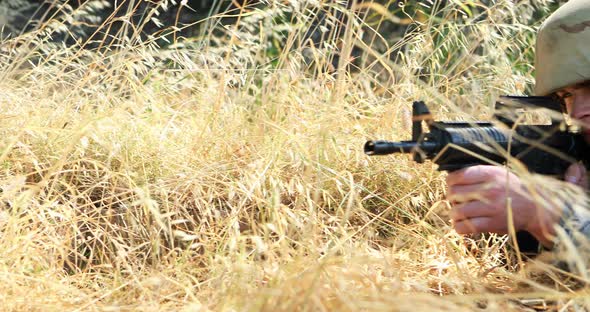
446, 0, 590, 253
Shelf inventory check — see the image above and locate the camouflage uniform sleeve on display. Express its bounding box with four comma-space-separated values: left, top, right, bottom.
557, 196, 590, 244
551, 189, 590, 272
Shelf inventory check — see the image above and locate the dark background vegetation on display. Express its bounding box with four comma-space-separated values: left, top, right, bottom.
0, 0, 568, 88
2, 1, 564, 46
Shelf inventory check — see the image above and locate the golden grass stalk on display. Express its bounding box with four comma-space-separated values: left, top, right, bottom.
0, 0, 587, 310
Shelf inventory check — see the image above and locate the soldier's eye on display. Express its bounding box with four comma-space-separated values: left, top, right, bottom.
561, 92, 573, 99
551, 93, 568, 112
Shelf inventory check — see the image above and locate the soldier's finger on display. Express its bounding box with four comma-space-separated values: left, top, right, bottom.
450, 201, 495, 222
565, 162, 583, 184
565, 162, 589, 188
447, 183, 489, 203
445, 165, 498, 186
454, 217, 505, 235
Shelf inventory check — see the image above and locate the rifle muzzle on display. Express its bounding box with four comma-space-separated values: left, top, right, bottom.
364, 140, 417, 155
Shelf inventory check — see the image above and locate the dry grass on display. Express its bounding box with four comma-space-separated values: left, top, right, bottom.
0, 0, 588, 311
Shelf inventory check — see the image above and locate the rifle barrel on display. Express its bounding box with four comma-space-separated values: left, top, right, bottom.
364, 140, 437, 155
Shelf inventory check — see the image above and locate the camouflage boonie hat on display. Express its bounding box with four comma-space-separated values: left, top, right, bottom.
535, 0, 590, 96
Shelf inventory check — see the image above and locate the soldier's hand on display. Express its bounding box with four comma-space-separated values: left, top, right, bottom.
445, 166, 555, 242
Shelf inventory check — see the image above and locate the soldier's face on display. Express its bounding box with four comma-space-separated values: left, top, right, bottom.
555, 82, 590, 142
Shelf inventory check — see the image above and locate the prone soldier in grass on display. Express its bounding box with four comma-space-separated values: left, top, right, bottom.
446, 0, 590, 254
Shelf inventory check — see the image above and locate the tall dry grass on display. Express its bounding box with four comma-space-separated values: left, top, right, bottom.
0, 0, 587, 311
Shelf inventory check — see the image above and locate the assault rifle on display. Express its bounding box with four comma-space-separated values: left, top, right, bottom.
364, 96, 589, 175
